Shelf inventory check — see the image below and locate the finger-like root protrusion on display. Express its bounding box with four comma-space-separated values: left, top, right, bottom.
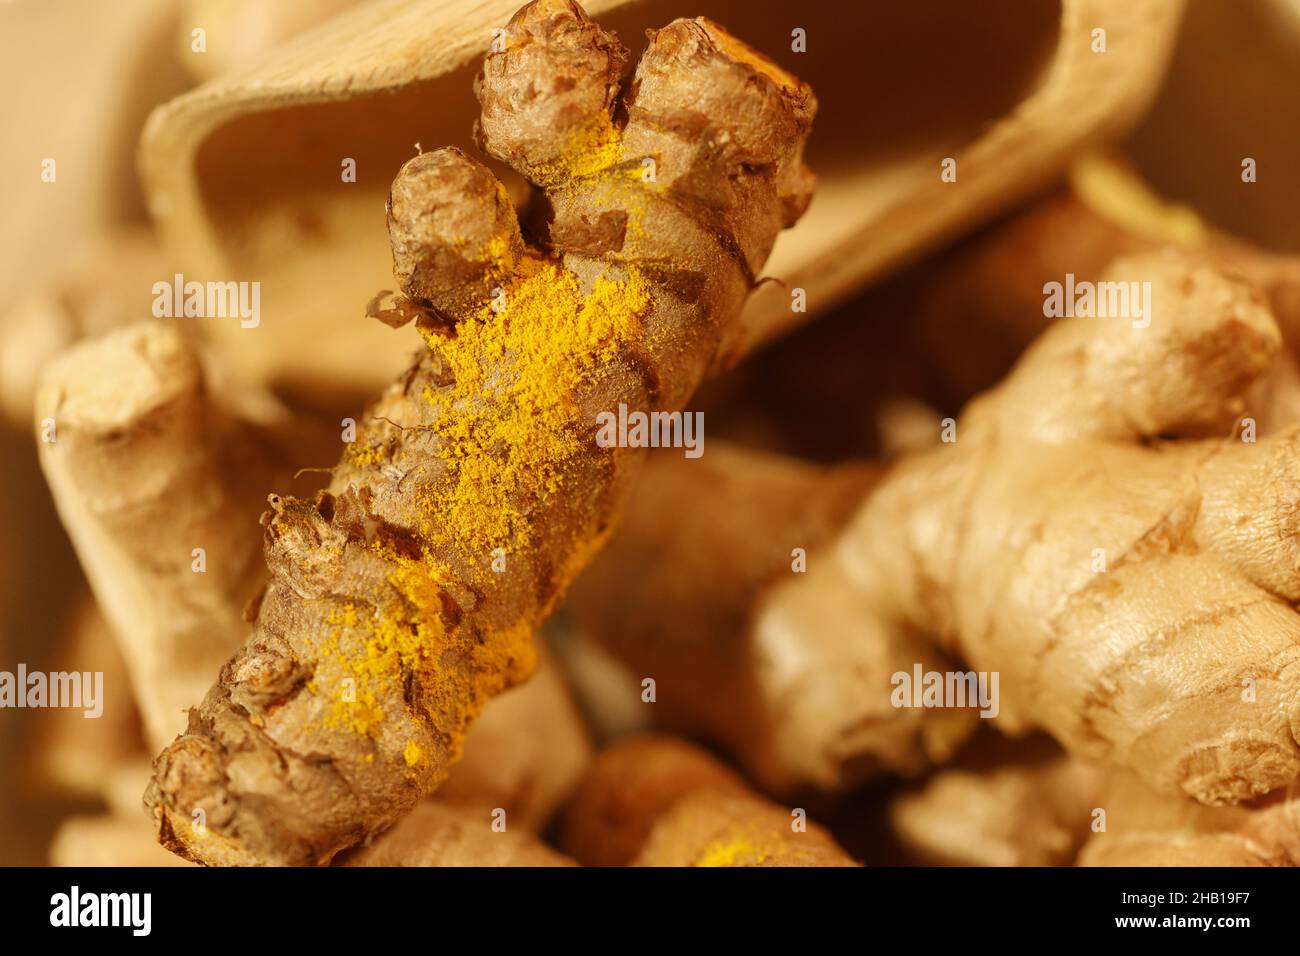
35, 322, 277, 748
387, 148, 524, 317
840, 252, 1300, 805
475, 0, 628, 182
964, 252, 1281, 445
888, 735, 1300, 867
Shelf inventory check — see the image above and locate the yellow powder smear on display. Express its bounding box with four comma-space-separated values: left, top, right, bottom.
418, 256, 649, 555
530, 111, 624, 185
347, 442, 388, 468
403, 740, 423, 767
317, 577, 450, 736
385, 546, 457, 613
471, 616, 538, 695
312, 213, 651, 745
480, 230, 515, 287
695, 834, 771, 867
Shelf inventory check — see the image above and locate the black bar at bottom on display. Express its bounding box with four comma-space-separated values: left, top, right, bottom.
0, 866, 1287, 942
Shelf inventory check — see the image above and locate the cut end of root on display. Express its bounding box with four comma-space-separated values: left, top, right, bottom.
35, 322, 200, 436
692, 18, 802, 91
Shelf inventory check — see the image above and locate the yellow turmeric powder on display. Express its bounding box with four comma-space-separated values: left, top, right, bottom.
312, 257, 648, 737
695, 835, 771, 867
415, 257, 649, 553
527, 111, 626, 186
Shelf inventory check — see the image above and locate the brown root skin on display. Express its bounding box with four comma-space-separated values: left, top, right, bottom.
560, 733, 749, 866
387, 146, 523, 314
560, 735, 856, 867
146, 0, 815, 866
633, 791, 857, 867
841, 251, 1300, 806
568, 443, 976, 794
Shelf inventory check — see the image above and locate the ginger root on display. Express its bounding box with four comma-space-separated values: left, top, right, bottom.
1079, 769, 1300, 867
841, 250, 1300, 805
144, 0, 815, 865
889, 735, 1300, 867
36, 322, 319, 749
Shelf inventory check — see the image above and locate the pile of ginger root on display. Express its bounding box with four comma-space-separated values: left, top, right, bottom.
18, 0, 1300, 867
